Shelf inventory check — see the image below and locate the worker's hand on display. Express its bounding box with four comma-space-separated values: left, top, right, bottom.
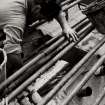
62, 27, 78, 42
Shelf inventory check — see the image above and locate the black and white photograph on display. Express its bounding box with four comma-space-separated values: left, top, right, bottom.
0, 0, 105, 105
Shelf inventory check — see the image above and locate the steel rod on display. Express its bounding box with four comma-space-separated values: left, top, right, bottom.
2, 41, 68, 96
0, 36, 65, 92
61, 0, 76, 6
16, 23, 93, 95
25, 18, 88, 62
63, 0, 82, 11
75, 19, 89, 32
0, 17, 88, 93
40, 50, 105, 105
57, 56, 97, 99
6, 23, 93, 102
31, 61, 69, 104
39, 30, 105, 105
30, 16, 87, 56
61, 54, 105, 105
27, 17, 88, 62
2, 23, 92, 99
23, 34, 63, 62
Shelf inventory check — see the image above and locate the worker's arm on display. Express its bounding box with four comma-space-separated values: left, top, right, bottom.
55, 11, 78, 42
40, 1, 78, 42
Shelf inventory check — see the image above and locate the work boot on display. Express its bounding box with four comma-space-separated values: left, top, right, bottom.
6, 53, 23, 77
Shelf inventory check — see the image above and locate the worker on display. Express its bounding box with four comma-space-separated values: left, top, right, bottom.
0, 0, 78, 77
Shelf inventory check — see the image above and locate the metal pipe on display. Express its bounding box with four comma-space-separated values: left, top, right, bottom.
2, 21, 91, 97
77, 23, 94, 38
23, 34, 63, 62
1, 38, 66, 97
30, 15, 87, 32
28, 17, 87, 60
72, 17, 87, 29
27, 17, 88, 62
59, 64, 85, 96
0, 36, 65, 92
26, 18, 88, 62
28, 18, 89, 63
2, 41, 68, 96
56, 56, 96, 99
39, 30, 105, 105
93, 87, 105, 105
0, 17, 88, 93
40, 51, 105, 105
9, 23, 92, 95
74, 19, 90, 32
63, 0, 82, 11
31, 61, 69, 104
61, 54, 105, 105
61, 0, 76, 6
6, 23, 94, 102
